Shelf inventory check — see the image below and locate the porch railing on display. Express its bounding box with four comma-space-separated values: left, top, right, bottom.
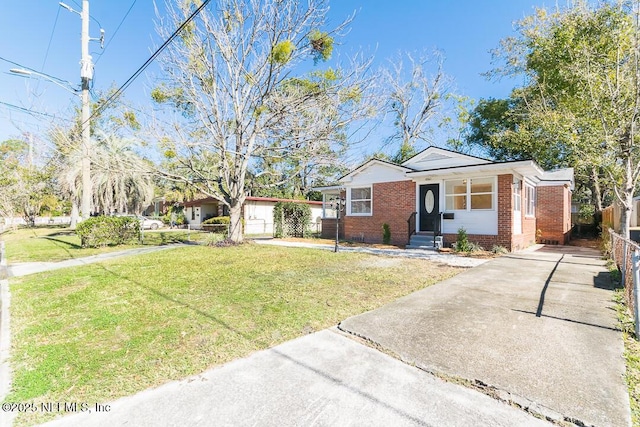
407, 211, 417, 245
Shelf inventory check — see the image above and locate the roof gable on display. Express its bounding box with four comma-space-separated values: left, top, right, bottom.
339, 158, 412, 185
402, 146, 491, 171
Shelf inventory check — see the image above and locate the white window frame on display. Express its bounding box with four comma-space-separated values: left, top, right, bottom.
444, 177, 496, 212
525, 184, 536, 217
322, 192, 339, 219
347, 186, 372, 216
513, 179, 522, 212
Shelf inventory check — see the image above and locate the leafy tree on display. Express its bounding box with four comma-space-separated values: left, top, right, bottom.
151, 0, 374, 242
0, 138, 52, 226
49, 89, 145, 226
463, 1, 638, 236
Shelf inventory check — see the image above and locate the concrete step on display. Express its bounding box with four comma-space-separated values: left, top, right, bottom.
405, 244, 437, 250
409, 237, 435, 245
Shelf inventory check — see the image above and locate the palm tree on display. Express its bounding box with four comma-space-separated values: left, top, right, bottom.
55, 130, 154, 219
91, 132, 154, 215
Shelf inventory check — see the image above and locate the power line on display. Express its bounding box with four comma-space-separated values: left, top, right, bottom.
41, 7, 61, 72
95, 0, 138, 66
0, 100, 71, 121
90, 0, 213, 120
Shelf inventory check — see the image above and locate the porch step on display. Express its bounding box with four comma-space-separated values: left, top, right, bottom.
407, 234, 436, 251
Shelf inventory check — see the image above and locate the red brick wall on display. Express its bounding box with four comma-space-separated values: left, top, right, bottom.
343, 181, 415, 246
536, 185, 572, 244
320, 218, 344, 240
496, 174, 513, 249
510, 179, 537, 251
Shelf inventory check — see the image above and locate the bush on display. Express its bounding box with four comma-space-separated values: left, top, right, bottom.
382, 223, 391, 245
454, 227, 471, 253
76, 216, 141, 248
491, 245, 509, 255
202, 216, 231, 234
202, 216, 231, 225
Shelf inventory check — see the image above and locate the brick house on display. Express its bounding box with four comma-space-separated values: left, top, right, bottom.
317, 147, 573, 251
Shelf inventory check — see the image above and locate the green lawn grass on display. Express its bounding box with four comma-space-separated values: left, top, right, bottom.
7, 244, 462, 426
1, 226, 212, 263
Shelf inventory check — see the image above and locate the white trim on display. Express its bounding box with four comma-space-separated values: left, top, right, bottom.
340, 159, 413, 183
347, 186, 373, 216
406, 160, 543, 180
401, 146, 491, 167
525, 184, 536, 218
443, 176, 497, 212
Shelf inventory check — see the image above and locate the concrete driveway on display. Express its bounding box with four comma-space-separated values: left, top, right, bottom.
339, 245, 630, 426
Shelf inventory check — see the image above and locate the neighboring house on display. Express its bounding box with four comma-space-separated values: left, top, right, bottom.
183, 196, 323, 235
317, 147, 573, 251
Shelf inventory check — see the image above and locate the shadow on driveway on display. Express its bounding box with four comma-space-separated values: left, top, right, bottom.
338, 245, 630, 427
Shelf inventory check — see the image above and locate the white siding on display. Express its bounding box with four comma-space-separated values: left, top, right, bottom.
244, 201, 275, 235
404, 151, 490, 171
345, 163, 409, 186
442, 210, 498, 235
243, 201, 323, 235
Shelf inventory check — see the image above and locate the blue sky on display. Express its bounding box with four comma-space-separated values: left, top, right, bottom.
0, 0, 550, 148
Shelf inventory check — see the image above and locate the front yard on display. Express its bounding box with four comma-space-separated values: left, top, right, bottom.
1, 226, 212, 263
5, 243, 462, 426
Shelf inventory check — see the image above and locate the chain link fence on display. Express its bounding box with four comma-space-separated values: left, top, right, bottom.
609, 229, 640, 337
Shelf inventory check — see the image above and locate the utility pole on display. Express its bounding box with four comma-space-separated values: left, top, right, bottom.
80, 0, 92, 220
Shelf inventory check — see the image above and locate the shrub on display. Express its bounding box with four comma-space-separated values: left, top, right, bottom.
382, 223, 391, 245
202, 216, 231, 225
491, 245, 509, 255
454, 227, 471, 253
76, 216, 141, 248
202, 216, 231, 234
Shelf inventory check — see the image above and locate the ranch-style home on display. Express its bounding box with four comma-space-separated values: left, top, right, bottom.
317, 147, 573, 251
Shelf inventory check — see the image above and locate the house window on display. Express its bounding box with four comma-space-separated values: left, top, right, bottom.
513, 179, 522, 212
445, 177, 495, 211
470, 178, 494, 210
445, 179, 467, 210
525, 185, 536, 217
191, 207, 195, 220
349, 187, 372, 215
322, 192, 339, 218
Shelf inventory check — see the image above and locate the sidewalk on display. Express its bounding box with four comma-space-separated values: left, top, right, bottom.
6, 245, 187, 278
339, 245, 630, 426
41, 329, 551, 427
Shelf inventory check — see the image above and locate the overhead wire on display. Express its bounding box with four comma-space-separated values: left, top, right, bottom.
94, 0, 138, 66
0, 100, 71, 121
89, 0, 213, 122
41, 6, 61, 72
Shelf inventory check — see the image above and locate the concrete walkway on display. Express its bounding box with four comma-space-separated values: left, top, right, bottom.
339, 245, 630, 426
41, 329, 551, 427
253, 239, 489, 267
6, 245, 187, 278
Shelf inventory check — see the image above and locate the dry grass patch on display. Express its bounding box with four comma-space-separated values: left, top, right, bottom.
7, 244, 462, 425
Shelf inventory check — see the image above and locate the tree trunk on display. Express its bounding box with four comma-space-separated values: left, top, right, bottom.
69, 202, 79, 229
590, 166, 603, 212
620, 155, 635, 240
228, 200, 243, 243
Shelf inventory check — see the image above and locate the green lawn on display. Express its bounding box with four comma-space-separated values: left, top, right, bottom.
1, 226, 212, 263
6, 243, 462, 425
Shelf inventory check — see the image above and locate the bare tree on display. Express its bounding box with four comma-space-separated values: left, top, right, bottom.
382, 51, 452, 163
151, 0, 375, 242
